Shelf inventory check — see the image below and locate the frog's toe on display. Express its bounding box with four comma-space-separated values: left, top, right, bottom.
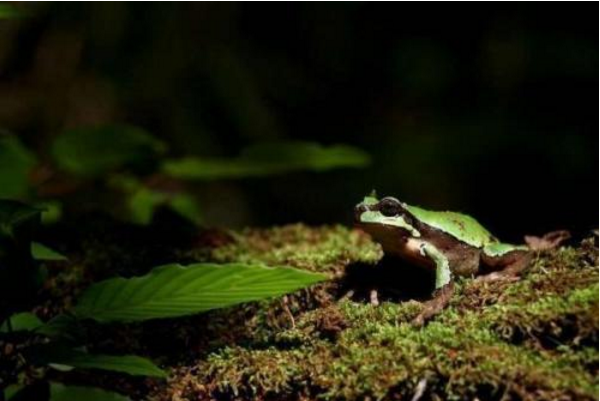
370, 289, 380, 306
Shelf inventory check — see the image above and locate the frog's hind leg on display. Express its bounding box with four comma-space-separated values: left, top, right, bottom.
411, 243, 455, 327
477, 244, 532, 283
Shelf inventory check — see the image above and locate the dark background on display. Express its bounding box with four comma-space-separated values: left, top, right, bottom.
0, 3, 597, 241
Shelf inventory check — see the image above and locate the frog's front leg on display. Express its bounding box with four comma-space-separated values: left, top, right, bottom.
411, 242, 454, 327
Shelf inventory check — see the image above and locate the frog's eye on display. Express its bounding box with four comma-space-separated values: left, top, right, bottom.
379, 197, 402, 217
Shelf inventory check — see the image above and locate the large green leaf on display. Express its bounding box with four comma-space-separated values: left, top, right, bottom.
0, 135, 36, 199
162, 141, 370, 180
50, 383, 130, 401
74, 263, 327, 322
51, 125, 166, 177
28, 344, 166, 377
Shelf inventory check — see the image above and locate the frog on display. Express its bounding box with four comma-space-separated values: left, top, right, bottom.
354, 194, 532, 326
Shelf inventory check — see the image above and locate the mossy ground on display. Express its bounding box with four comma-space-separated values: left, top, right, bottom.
7, 221, 600, 401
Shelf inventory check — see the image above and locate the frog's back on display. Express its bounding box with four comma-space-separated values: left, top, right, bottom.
404, 204, 495, 248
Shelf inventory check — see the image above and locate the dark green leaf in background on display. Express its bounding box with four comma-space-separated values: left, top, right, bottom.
162, 141, 370, 180
0, 135, 36, 199
31, 242, 67, 261
0, 312, 43, 333
51, 125, 166, 177
74, 263, 327, 322
110, 175, 202, 225
0, 4, 24, 20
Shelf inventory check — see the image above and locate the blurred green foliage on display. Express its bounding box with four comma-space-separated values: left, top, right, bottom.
0, 125, 369, 226
0, 4, 22, 19
0, 3, 596, 234
51, 125, 166, 177
162, 142, 370, 180
0, 135, 36, 199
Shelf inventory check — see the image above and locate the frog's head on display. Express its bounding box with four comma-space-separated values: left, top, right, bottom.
354, 195, 421, 242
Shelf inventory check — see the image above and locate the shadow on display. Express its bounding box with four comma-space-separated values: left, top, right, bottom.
339, 255, 436, 303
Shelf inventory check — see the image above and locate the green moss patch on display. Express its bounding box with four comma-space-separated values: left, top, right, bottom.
146, 230, 598, 401
19, 224, 597, 400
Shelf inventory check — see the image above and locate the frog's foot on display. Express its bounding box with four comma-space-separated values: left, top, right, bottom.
525, 230, 571, 251
411, 282, 454, 327
370, 289, 380, 306
477, 252, 534, 283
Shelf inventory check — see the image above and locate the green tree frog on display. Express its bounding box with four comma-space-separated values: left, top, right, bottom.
354, 194, 531, 325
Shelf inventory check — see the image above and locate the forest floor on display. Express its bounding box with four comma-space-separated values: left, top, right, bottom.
16, 219, 600, 400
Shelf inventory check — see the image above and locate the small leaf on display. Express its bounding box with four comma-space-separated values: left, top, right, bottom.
127, 187, 167, 225
0, 135, 36, 199
31, 242, 67, 261
74, 263, 327, 322
0, 312, 43, 333
162, 141, 370, 180
28, 344, 166, 377
37, 201, 63, 225
111, 175, 201, 225
51, 125, 166, 177
167, 193, 202, 225
50, 383, 131, 401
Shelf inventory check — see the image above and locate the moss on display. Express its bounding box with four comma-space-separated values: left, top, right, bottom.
207, 224, 383, 275
151, 233, 597, 401
36, 223, 598, 401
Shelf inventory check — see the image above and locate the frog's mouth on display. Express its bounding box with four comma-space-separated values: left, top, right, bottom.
354, 207, 421, 238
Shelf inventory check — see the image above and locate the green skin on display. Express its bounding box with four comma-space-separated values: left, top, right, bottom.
354, 195, 530, 323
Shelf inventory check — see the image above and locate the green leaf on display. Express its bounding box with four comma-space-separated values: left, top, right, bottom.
127, 186, 167, 225
37, 201, 63, 225
74, 263, 327, 322
31, 242, 67, 261
0, 135, 36, 199
50, 383, 130, 401
167, 193, 202, 225
28, 344, 167, 377
0, 312, 43, 333
111, 175, 201, 225
162, 141, 370, 180
51, 125, 166, 177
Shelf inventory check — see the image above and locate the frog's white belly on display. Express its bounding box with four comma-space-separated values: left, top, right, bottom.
386, 238, 436, 270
